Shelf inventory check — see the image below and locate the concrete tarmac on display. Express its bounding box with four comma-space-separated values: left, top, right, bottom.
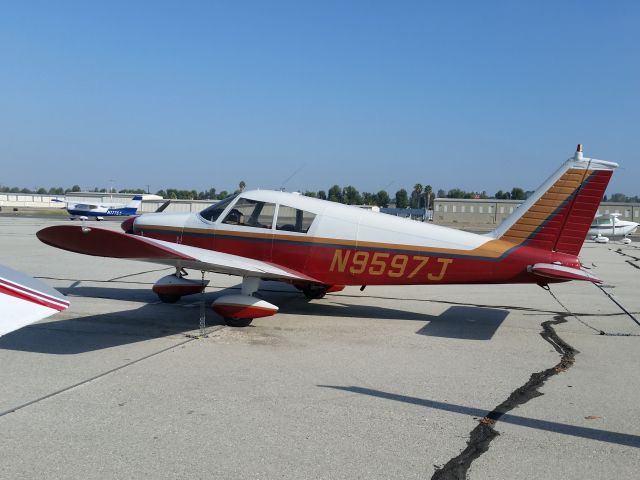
0, 217, 639, 479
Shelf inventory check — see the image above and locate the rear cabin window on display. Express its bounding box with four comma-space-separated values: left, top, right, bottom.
200, 195, 237, 222
221, 198, 275, 229
276, 205, 315, 233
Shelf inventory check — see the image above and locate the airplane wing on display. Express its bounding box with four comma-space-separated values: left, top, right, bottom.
0, 263, 70, 337
37, 225, 319, 282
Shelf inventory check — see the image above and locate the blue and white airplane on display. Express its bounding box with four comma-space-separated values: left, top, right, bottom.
54, 195, 144, 220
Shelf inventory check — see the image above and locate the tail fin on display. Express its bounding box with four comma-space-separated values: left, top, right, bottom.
125, 195, 143, 210
491, 145, 617, 255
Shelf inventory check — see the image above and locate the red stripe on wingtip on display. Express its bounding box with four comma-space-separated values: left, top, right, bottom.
0, 283, 69, 311
0, 277, 69, 308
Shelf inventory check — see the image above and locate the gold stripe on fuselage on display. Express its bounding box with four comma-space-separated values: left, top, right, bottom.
137, 223, 519, 260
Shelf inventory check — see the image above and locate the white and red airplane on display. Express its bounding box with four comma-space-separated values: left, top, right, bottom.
0, 263, 70, 337
37, 146, 615, 327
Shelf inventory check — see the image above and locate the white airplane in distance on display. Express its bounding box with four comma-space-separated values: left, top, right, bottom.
0, 263, 69, 337
588, 213, 639, 243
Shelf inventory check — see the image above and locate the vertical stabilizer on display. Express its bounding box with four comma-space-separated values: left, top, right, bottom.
491, 146, 617, 255
125, 195, 144, 210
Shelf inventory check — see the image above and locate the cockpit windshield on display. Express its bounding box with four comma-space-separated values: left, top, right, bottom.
199, 194, 238, 222
592, 215, 614, 226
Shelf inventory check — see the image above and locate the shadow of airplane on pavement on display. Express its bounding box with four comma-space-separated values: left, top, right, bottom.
0, 282, 509, 354
319, 385, 640, 449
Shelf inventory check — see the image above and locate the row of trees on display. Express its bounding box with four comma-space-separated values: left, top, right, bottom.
3, 183, 639, 205
604, 193, 640, 203
0, 185, 83, 195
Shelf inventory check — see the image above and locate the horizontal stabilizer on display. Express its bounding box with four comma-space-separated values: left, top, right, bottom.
530, 263, 601, 283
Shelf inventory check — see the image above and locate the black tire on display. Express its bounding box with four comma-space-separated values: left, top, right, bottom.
302, 285, 328, 300
157, 293, 181, 303
224, 317, 253, 327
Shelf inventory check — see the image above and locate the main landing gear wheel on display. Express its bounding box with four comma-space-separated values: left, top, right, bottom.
212, 278, 277, 327
302, 285, 329, 300
157, 293, 181, 303
153, 272, 208, 304
223, 317, 254, 327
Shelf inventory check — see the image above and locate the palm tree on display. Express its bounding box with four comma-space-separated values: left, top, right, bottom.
425, 184, 433, 210
239, 180, 246, 192
413, 183, 423, 208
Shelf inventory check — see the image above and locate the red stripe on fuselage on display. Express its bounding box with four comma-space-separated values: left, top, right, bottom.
136, 227, 577, 286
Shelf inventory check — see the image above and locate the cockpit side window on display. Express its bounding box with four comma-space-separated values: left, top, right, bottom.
276, 205, 316, 233
221, 198, 275, 229
199, 194, 237, 222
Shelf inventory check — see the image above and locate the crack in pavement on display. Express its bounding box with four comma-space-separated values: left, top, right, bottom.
625, 260, 640, 270
431, 314, 577, 480
614, 248, 640, 263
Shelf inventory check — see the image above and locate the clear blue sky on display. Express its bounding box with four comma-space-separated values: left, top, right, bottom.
1, 1, 638, 196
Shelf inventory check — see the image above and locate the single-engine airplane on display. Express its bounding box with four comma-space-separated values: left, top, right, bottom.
588, 213, 638, 243
54, 195, 144, 220
0, 263, 70, 337
37, 145, 616, 327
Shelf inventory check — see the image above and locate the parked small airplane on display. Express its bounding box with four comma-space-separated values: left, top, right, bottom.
38, 145, 616, 327
588, 213, 638, 243
0, 263, 69, 337
54, 195, 144, 220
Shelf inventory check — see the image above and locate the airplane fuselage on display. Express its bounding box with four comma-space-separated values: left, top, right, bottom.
132, 194, 579, 287
68, 205, 139, 218
588, 221, 638, 238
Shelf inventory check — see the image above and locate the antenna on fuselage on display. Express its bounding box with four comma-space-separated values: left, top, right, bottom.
279, 164, 307, 191
380, 180, 395, 191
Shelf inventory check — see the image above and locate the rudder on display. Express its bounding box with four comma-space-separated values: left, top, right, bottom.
125, 195, 143, 210
491, 146, 617, 256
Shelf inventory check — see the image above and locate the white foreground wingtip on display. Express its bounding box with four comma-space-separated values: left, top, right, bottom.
0, 264, 69, 337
